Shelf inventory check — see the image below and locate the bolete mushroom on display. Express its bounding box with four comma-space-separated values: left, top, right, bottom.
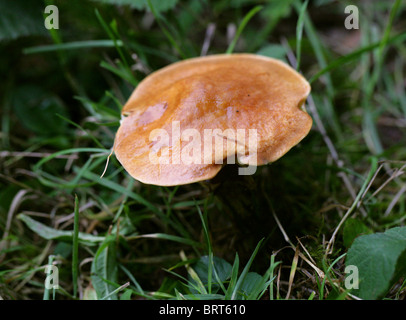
113, 53, 312, 186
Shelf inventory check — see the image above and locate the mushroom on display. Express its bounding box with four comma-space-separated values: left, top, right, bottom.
113, 53, 312, 186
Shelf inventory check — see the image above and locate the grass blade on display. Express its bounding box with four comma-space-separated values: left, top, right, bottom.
196, 203, 213, 293
319, 253, 347, 299
295, 0, 309, 71
72, 194, 80, 298
100, 282, 130, 300
226, 5, 263, 54
95, 9, 130, 70
361, 0, 402, 156
127, 233, 202, 248
23, 40, 123, 54
146, 0, 186, 59
119, 264, 145, 295
309, 31, 406, 84
81, 171, 160, 214
225, 253, 239, 300
230, 238, 264, 300
55, 113, 105, 149
269, 254, 281, 300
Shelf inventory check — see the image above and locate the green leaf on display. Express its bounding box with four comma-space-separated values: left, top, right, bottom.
226, 5, 263, 54
0, 0, 47, 41
230, 238, 264, 300
23, 40, 124, 54
128, 233, 202, 248
245, 257, 280, 300
247, 0, 294, 51
192, 256, 232, 287
256, 44, 287, 62
295, 0, 309, 71
342, 218, 372, 248
91, 237, 119, 300
345, 227, 406, 299
239, 272, 263, 299
309, 31, 406, 84
18, 214, 105, 246
81, 171, 160, 215
120, 289, 132, 300
72, 195, 80, 298
225, 253, 239, 300
53, 242, 73, 259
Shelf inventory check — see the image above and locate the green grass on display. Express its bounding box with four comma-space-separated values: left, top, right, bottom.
0, 0, 406, 300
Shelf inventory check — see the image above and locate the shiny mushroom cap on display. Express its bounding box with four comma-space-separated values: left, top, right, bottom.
113, 53, 312, 186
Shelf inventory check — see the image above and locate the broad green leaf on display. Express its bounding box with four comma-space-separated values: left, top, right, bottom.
238, 272, 262, 299
245, 257, 279, 300
120, 289, 133, 300
256, 44, 287, 62
53, 242, 73, 259
0, 0, 47, 41
18, 214, 105, 246
91, 237, 119, 300
342, 218, 372, 248
345, 227, 406, 299
192, 256, 232, 287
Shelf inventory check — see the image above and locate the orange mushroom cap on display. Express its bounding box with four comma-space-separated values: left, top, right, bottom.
113, 53, 312, 186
